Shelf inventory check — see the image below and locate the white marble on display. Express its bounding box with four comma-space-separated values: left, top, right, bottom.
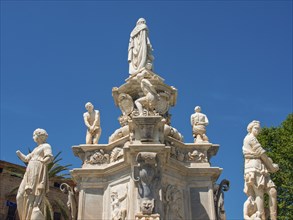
16, 128, 53, 220
191, 106, 209, 143
69, 18, 227, 220
128, 18, 154, 75
243, 120, 279, 220
83, 102, 101, 144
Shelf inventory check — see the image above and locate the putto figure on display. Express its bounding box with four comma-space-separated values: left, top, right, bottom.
128, 18, 154, 75
243, 120, 279, 220
111, 186, 128, 220
190, 106, 209, 143
16, 128, 53, 220
83, 102, 101, 144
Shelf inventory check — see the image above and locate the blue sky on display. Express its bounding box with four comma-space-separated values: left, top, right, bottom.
1, 1, 292, 219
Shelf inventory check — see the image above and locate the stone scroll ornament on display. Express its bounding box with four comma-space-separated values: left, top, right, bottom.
133, 152, 161, 215
243, 120, 279, 220
16, 128, 53, 220
214, 179, 230, 220
60, 183, 78, 220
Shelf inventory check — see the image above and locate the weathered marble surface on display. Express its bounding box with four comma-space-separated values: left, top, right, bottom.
16, 128, 53, 220
243, 120, 279, 220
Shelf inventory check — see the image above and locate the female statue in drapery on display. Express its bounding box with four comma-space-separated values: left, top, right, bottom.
16, 128, 53, 220
128, 18, 154, 75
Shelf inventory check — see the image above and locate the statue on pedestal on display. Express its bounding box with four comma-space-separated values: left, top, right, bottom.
128, 18, 154, 75
243, 120, 279, 220
190, 106, 209, 143
83, 102, 101, 144
16, 128, 53, 220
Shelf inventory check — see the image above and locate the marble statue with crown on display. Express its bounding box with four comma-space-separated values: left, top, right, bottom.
70, 18, 228, 220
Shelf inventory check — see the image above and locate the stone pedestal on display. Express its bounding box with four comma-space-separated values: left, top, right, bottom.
71, 128, 222, 219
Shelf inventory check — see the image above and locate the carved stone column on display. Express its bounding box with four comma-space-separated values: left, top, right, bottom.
133, 152, 161, 219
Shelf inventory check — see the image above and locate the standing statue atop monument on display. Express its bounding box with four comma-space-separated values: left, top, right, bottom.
128, 18, 154, 75
84, 102, 101, 144
243, 120, 279, 220
190, 106, 209, 143
16, 128, 53, 220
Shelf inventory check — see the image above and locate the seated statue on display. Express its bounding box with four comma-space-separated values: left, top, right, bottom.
135, 72, 160, 116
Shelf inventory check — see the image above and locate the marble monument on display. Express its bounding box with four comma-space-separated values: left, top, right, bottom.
70, 18, 228, 220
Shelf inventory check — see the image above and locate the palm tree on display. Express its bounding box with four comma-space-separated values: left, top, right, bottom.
5, 151, 72, 220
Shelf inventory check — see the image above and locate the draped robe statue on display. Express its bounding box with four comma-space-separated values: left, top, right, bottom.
16, 128, 53, 220
128, 18, 154, 75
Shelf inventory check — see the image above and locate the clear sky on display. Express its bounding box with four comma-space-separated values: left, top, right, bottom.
1, 1, 292, 219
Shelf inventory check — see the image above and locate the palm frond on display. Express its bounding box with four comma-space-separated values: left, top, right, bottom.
49, 164, 71, 178
43, 196, 54, 220
53, 198, 70, 220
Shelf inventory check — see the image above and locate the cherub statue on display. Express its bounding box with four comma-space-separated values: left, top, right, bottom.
243, 120, 279, 220
16, 128, 53, 220
83, 102, 101, 144
190, 106, 209, 143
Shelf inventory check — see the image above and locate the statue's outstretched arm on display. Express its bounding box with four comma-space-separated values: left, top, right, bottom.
16, 150, 31, 163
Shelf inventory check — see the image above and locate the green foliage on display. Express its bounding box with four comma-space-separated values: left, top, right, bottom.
258, 114, 293, 220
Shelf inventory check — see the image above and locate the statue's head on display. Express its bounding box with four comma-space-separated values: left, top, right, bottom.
194, 106, 201, 113
247, 120, 261, 136
85, 102, 94, 112
33, 128, 48, 143
137, 18, 146, 25
110, 191, 118, 200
